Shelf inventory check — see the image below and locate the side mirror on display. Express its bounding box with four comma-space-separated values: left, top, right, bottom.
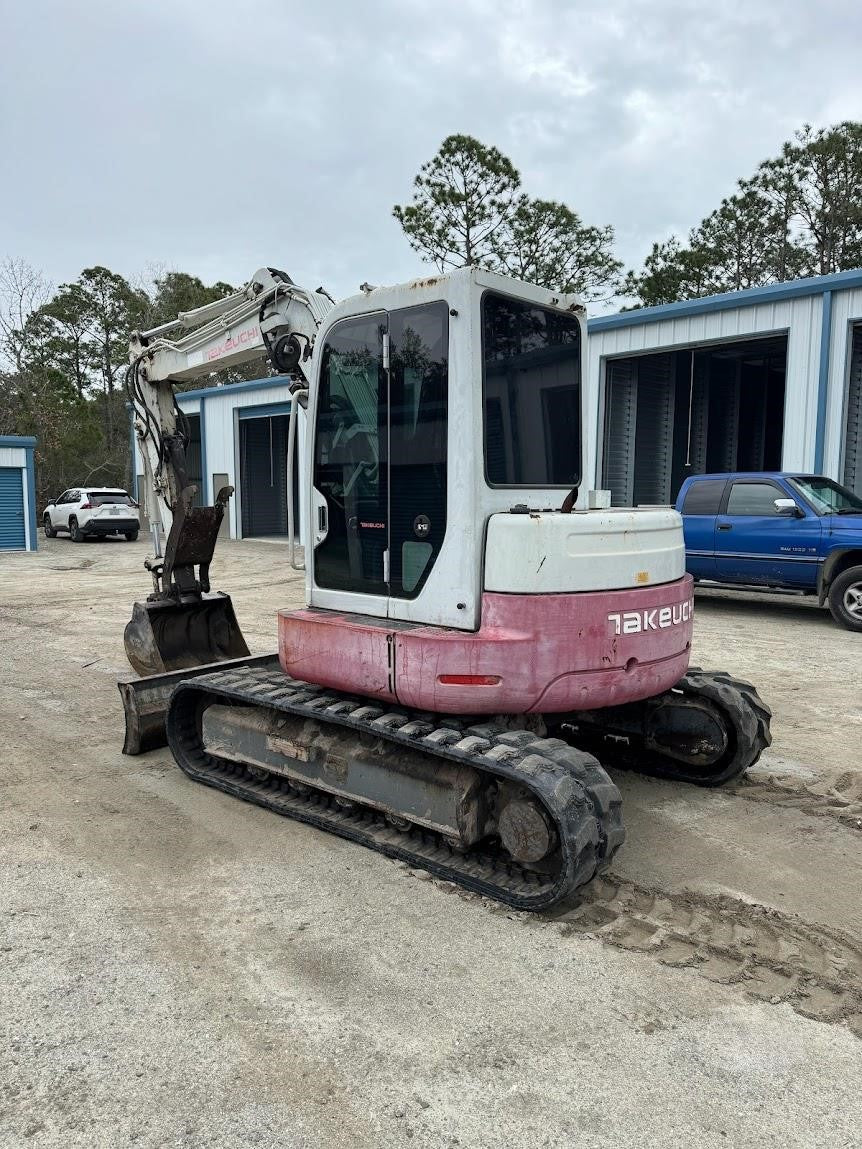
774, 498, 802, 517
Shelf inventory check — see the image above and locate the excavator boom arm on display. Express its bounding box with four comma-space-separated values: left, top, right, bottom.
127, 266, 332, 535
123, 266, 333, 676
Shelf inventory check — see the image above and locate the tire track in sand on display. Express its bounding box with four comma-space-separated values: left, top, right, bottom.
547, 874, 862, 1036
729, 767, 862, 832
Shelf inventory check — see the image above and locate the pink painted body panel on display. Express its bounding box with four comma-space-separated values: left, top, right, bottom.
278, 576, 694, 715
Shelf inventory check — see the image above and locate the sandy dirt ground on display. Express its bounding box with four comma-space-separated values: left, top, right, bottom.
1, 536, 861, 1148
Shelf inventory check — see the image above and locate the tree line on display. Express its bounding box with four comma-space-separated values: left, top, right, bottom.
394, 121, 862, 305
0, 266, 239, 506
1, 120, 860, 508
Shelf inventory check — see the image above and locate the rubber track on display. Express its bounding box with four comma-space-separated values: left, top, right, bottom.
166, 665, 626, 912
565, 668, 773, 787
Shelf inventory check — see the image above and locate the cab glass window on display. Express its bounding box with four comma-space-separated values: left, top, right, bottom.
482, 292, 581, 486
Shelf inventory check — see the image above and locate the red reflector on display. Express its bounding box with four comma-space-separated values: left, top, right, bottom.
437, 674, 501, 686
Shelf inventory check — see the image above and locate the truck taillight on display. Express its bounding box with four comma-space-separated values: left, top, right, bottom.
80, 502, 92, 509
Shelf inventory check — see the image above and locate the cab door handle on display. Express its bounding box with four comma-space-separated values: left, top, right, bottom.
717, 523, 732, 531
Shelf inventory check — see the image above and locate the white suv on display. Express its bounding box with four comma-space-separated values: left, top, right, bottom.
43, 488, 140, 542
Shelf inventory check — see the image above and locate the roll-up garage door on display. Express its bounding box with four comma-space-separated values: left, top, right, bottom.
843, 325, 862, 495
184, 414, 203, 508
603, 360, 637, 506
0, 467, 26, 549
687, 353, 710, 474
632, 353, 674, 505
707, 359, 740, 472
240, 415, 288, 537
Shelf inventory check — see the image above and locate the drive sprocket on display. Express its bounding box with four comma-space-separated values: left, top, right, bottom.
552, 668, 772, 787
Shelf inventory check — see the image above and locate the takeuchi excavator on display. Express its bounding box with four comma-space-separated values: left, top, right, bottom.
120, 265, 771, 910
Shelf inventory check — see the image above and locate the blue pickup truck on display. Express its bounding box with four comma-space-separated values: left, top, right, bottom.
676, 472, 862, 631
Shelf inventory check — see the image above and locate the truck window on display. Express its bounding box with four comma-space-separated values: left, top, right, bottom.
681, 479, 725, 515
788, 476, 862, 514
726, 482, 781, 516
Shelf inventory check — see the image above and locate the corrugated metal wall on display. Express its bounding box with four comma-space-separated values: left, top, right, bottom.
134, 382, 308, 540
588, 293, 826, 492
200, 385, 306, 538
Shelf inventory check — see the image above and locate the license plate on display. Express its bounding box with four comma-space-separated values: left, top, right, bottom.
110, 507, 120, 515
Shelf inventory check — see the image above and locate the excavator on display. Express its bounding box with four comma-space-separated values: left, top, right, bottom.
119, 265, 771, 910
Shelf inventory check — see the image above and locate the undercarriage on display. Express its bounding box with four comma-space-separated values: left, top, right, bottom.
125, 660, 771, 912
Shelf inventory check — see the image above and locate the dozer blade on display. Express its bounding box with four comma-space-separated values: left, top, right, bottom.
118, 653, 279, 756
124, 593, 250, 678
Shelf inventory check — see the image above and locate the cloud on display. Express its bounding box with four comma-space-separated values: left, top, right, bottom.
0, 0, 859, 307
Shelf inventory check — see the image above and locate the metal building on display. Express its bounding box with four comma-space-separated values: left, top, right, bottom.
0, 435, 37, 551
586, 269, 862, 505
133, 269, 862, 540
133, 378, 305, 541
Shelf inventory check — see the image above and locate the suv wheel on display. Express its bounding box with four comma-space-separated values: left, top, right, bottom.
43, 514, 57, 539
828, 565, 862, 632
125, 529, 139, 542
69, 516, 85, 543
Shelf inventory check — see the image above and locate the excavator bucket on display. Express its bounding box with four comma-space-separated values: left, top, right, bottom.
123, 484, 249, 677
124, 593, 250, 678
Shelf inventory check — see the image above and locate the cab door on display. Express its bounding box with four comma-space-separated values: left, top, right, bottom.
311, 302, 449, 618
386, 302, 449, 608
312, 312, 389, 615
713, 478, 821, 588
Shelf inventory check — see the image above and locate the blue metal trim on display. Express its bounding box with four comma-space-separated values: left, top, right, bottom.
0, 434, 37, 447
589, 268, 862, 333
237, 401, 292, 421
814, 291, 833, 472
199, 396, 208, 505
175, 376, 287, 404
25, 442, 37, 550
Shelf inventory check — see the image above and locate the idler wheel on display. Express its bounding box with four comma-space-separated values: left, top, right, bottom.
498, 798, 557, 864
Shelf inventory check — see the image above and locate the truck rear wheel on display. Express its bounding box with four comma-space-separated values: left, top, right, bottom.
828, 565, 862, 632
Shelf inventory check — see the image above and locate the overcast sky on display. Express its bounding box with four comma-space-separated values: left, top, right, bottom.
1, 0, 860, 310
